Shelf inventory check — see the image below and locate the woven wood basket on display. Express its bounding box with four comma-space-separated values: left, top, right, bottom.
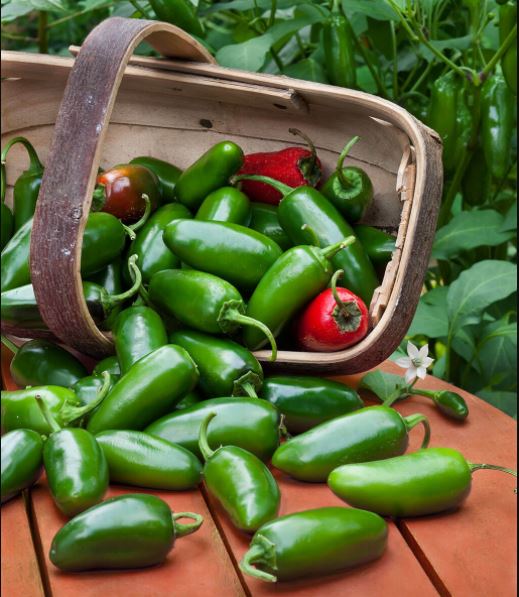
1, 17, 443, 373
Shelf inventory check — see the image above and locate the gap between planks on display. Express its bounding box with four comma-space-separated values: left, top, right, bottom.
24, 490, 53, 597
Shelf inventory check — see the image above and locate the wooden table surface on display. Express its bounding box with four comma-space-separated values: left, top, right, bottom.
1, 344, 517, 597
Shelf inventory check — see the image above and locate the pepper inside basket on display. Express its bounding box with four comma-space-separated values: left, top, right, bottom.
0, 17, 443, 373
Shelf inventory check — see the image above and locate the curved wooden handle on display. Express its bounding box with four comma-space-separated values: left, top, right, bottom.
30, 17, 215, 357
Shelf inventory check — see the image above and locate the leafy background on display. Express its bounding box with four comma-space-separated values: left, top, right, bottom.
2, 0, 517, 416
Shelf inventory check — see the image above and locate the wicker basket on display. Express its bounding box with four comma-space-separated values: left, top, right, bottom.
1, 17, 443, 373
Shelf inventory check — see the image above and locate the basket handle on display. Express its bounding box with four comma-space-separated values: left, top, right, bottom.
30, 17, 215, 357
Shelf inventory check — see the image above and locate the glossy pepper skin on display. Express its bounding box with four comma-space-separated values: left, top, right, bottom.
410, 389, 469, 421
149, 270, 277, 359
243, 239, 355, 351
87, 344, 199, 434
87, 256, 126, 330
163, 219, 282, 293
1, 429, 43, 503
5, 338, 87, 388
195, 186, 251, 225
95, 430, 202, 490
50, 493, 204, 572
113, 306, 168, 374
261, 375, 363, 434
175, 142, 244, 211
500, 2, 517, 95
170, 330, 263, 398
1, 137, 44, 231
92, 356, 120, 377
93, 164, 160, 223
72, 374, 119, 425
149, 0, 204, 37
481, 73, 515, 180
237, 129, 321, 205
322, 2, 357, 89
1, 212, 127, 292
353, 225, 395, 266
146, 397, 280, 462
1, 161, 14, 250
427, 71, 458, 172
175, 390, 201, 410
125, 203, 192, 285
296, 269, 370, 351
239, 507, 387, 582
130, 156, 182, 203
321, 136, 373, 222
199, 413, 280, 533
249, 203, 291, 250
327, 447, 517, 517
272, 405, 430, 482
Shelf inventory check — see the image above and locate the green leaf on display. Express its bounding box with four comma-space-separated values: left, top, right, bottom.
203, 0, 311, 13
447, 260, 518, 335
283, 58, 328, 83
359, 370, 404, 401
501, 200, 517, 232
451, 325, 477, 362
433, 210, 515, 260
342, 0, 398, 21
476, 319, 517, 390
476, 389, 517, 419
407, 286, 449, 338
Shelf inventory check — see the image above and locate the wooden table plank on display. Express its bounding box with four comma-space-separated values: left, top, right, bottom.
1, 495, 46, 597
29, 482, 246, 597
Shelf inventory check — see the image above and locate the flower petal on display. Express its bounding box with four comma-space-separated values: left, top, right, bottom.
405, 367, 417, 384
418, 344, 429, 360
395, 357, 412, 369
422, 356, 434, 368
416, 366, 428, 379
407, 342, 420, 359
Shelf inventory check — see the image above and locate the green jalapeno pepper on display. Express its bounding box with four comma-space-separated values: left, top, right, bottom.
130, 156, 182, 203
1, 162, 13, 250
149, 270, 277, 359
175, 390, 201, 410
427, 71, 458, 172
410, 389, 469, 421
261, 375, 364, 434
113, 305, 168, 374
328, 447, 517, 517
199, 412, 280, 532
175, 142, 244, 210
50, 493, 204, 571
481, 73, 515, 180
2, 336, 87, 388
500, 2, 517, 95
146, 397, 280, 462
272, 405, 430, 482
95, 430, 202, 490
353, 225, 396, 267
320, 137, 373, 222
1, 429, 43, 503
124, 203, 192, 285
72, 373, 119, 425
37, 397, 108, 518
243, 238, 355, 351
249, 202, 291, 251
87, 256, 126, 329
1, 212, 127, 292
195, 186, 251, 225
92, 355, 120, 377
240, 507, 387, 582
322, 1, 357, 88
149, 0, 204, 37
169, 330, 263, 397
462, 147, 491, 206
1, 137, 43, 231
163, 219, 282, 293
1, 375, 110, 435
87, 344, 199, 434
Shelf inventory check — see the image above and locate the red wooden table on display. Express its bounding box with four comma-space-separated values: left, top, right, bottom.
1, 345, 517, 597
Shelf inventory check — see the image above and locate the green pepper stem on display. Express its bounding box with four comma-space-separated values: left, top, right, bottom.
335, 136, 360, 189
127, 252, 151, 304
122, 223, 137, 241
239, 536, 277, 583
35, 395, 62, 434
330, 269, 347, 311
106, 254, 142, 307
403, 413, 431, 448
239, 381, 259, 398
172, 511, 204, 538
320, 236, 356, 260
301, 223, 321, 247
60, 371, 112, 426
198, 412, 217, 462
409, 388, 437, 399
469, 463, 517, 477
127, 194, 151, 232
288, 127, 318, 170
224, 310, 278, 362
1, 335, 19, 354
232, 174, 293, 197
1, 136, 44, 173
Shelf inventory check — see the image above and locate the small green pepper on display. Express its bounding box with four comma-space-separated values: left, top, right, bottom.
199, 412, 280, 533
427, 71, 458, 172
1, 429, 43, 503
411, 389, 469, 421
249, 202, 291, 251
328, 447, 517, 517
146, 397, 280, 462
169, 330, 263, 398
95, 430, 202, 490
87, 344, 199, 434
72, 373, 119, 424
261, 375, 364, 433
272, 405, 430, 482
92, 356, 120, 377
353, 225, 396, 267
240, 507, 387, 582
163, 219, 282, 293
499, 2, 517, 95
322, 1, 357, 88
130, 156, 183, 203
148, 0, 205, 37
87, 256, 126, 329
49, 493, 204, 571
195, 186, 251, 225
149, 270, 277, 359
175, 142, 244, 210
320, 137, 373, 222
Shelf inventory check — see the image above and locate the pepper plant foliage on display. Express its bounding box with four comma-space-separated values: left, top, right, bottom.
2, 0, 517, 416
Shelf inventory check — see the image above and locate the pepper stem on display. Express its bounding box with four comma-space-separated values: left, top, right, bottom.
239, 535, 277, 583
469, 463, 517, 477
1, 335, 19, 354
35, 395, 62, 434
127, 194, 151, 232
331, 269, 347, 311
409, 388, 437, 399
198, 412, 217, 462
128, 251, 150, 304
1, 136, 44, 173
106, 254, 142, 307
122, 223, 137, 241
403, 413, 431, 448
232, 174, 293, 197
289, 127, 318, 170
335, 136, 360, 189
239, 381, 259, 398
233, 371, 261, 397
223, 309, 278, 362
60, 371, 112, 426
172, 511, 204, 538
320, 236, 356, 259
301, 223, 321, 247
